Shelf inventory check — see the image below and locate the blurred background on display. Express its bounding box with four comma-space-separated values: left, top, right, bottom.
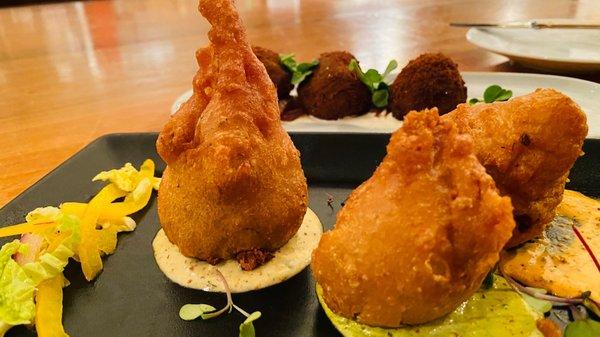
1, 0, 599, 205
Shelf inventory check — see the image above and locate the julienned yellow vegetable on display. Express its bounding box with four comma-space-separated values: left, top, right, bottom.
0, 159, 160, 337
35, 276, 68, 337
79, 183, 127, 281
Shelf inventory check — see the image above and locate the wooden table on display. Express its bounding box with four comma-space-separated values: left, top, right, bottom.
1, 0, 599, 207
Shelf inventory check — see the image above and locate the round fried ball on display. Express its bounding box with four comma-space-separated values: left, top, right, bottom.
389, 53, 467, 119
252, 46, 294, 99
297, 51, 371, 120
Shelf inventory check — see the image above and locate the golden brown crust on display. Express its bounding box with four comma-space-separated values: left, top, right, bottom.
156, 0, 307, 264
444, 89, 588, 247
312, 109, 515, 327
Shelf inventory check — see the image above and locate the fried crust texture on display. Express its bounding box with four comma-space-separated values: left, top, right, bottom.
156, 0, 307, 264
312, 109, 515, 327
444, 89, 587, 247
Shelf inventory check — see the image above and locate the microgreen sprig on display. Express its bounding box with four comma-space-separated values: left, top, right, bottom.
348, 59, 398, 108
179, 269, 262, 337
279, 54, 319, 86
468, 84, 513, 105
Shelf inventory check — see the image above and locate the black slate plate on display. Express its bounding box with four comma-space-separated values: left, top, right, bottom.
1, 133, 598, 337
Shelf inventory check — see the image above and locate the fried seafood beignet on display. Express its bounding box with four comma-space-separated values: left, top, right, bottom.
444, 89, 587, 247
156, 0, 308, 266
312, 109, 515, 327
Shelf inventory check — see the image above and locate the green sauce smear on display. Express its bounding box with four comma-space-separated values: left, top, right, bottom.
317, 276, 544, 337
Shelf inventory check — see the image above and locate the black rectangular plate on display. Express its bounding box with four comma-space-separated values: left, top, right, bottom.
1, 133, 598, 337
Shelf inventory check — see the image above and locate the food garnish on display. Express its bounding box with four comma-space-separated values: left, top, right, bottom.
468, 84, 513, 105
279, 54, 319, 86
502, 269, 600, 337
179, 269, 262, 337
572, 224, 600, 273
0, 160, 159, 336
348, 58, 398, 108
565, 318, 600, 337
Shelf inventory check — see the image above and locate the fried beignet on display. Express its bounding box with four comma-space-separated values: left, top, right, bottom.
444, 89, 587, 247
312, 109, 515, 327
156, 0, 308, 265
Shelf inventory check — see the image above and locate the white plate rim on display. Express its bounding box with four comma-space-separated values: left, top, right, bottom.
170, 71, 600, 138
466, 27, 600, 65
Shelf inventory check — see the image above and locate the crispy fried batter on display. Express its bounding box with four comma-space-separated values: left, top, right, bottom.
156, 0, 308, 266
312, 109, 515, 327
444, 89, 588, 247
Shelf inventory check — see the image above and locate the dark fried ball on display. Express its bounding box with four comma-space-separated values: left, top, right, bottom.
252, 46, 294, 99
389, 53, 467, 119
297, 51, 371, 120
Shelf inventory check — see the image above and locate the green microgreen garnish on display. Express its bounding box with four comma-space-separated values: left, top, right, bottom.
469, 85, 513, 105
279, 54, 319, 86
520, 289, 553, 314
348, 59, 398, 108
239, 311, 262, 337
565, 318, 600, 337
178, 269, 262, 337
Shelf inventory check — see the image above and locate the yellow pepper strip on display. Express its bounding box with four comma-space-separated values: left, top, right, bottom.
61, 159, 157, 220
0, 221, 55, 238
79, 184, 127, 281
35, 275, 69, 337
46, 231, 71, 253
96, 226, 119, 255
104, 159, 156, 217
60, 203, 123, 222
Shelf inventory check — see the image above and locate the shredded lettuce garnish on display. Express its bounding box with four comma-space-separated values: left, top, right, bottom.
0, 241, 36, 336
0, 159, 159, 337
179, 269, 262, 337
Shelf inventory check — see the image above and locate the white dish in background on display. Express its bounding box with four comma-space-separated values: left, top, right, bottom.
171, 71, 600, 138
466, 20, 600, 72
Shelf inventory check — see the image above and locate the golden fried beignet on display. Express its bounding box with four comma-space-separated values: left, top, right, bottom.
156, 0, 307, 264
312, 109, 515, 327
444, 89, 587, 247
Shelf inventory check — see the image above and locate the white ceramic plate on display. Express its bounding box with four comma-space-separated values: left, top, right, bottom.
171, 71, 600, 138
466, 20, 600, 72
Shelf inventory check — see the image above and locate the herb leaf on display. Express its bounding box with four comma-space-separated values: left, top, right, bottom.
382, 60, 398, 79
348, 59, 397, 108
468, 98, 480, 105
372, 89, 389, 108
565, 318, 600, 337
483, 85, 502, 103
521, 292, 552, 314
279, 54, 319, 86
179, 304, 217, 321
469, 85, 513, 105
239, 311, 262, 337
